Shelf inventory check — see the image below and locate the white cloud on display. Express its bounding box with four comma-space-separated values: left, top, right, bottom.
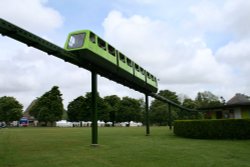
103, 10, 174, 71
0, 0, 66, 108
0, 0, 63, 33
223, 0, 250, 38
187, 0, 250, 98
117, 0, 164, 5
133, 0, 156, 4
189, 1, 223, 32
216, 39, 250, 73
103, 10, 231, 87
1, 0, 250, 109
122, 0, 250, 99
0, 44, 90, 106
102, 9, 250, 101
189, 0, 250, 38
217, 40, 250, 63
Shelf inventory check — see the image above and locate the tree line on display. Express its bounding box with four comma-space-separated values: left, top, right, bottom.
67, 93, 144, 125
149, 90, 224, 125
0, 86, 225, 126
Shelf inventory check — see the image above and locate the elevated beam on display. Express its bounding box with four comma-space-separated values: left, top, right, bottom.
0, 18, 152, 94
149, 92, 197, 112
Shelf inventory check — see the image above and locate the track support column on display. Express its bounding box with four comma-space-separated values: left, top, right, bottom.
168, 104, 172, 130
91, 71, 98, 146
145, 94, 150, 136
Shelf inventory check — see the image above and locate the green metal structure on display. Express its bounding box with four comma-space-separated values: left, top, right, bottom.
91, 72, 98, 145
64, 30, 158, 93
0, 18, 196, 145
145, 95, 150, 136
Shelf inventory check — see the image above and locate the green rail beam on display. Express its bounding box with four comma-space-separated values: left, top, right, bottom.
0, 18, 153, 94
149, 92, 197, 112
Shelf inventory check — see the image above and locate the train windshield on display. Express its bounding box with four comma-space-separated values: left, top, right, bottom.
67, 33, 85, 49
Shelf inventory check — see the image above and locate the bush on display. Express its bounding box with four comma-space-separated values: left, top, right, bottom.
174, 119, 250, 139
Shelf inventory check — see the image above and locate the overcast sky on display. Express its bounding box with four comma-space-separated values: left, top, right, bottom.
1, 0, 250, 109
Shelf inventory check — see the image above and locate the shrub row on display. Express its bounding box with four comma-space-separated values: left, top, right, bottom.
173, 119, 250, 139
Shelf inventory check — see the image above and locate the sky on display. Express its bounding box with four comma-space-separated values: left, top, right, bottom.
1, 0, 250, 109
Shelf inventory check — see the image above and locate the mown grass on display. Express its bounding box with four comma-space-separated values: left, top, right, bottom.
0, 127, 250, 167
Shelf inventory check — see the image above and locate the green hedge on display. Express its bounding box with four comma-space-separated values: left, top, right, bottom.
174, 119, 250, 139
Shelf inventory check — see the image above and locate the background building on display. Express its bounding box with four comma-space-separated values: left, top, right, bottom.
202, 93, 250, 119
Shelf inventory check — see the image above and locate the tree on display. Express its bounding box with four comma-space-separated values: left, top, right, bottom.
29, 86, 64, 126
62, 109, 68, 120
67, 96, 86, 122
0, 96, 23, 125
150, 90, 180, 125
116, 96, 143, 122
84, 92, 110, 122
182, 98, 197, 109
67, 92, 110, 122
180, 98, 203, 119
195, 91, 222, 108
103, 95, 121, 125
150, 101, 168, 125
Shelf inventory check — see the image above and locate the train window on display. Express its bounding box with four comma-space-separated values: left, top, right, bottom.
135, 64, 140, 71
147, 72, 152, 79
140, 68, 145, 75
89, 32, 96, 43
97, 38, 106, 50
108, 45, 116, 57
119, 53, 126, 63
67, 33, 85, 49
127, 58, 133, 67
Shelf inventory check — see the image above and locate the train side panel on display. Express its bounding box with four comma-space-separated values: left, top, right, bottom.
117, 52, 134, 75
134, 64, 146, 81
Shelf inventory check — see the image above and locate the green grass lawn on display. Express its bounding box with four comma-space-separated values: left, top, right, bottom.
0, 127, 250, 167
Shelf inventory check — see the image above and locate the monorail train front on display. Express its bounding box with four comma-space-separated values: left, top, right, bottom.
65, 31, 87, 50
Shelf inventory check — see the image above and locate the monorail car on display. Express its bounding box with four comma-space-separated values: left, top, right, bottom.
64, 30, 158, 93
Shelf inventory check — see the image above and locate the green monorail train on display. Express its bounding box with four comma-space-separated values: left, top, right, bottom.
64, 30, 158, 93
